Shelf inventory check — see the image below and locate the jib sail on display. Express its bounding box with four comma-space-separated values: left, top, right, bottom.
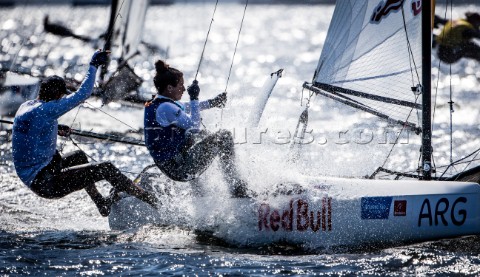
304, 0, 423, 133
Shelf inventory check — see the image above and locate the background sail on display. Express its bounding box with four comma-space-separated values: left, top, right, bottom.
100, 0, 148, 103
306, 0, 423, 132
111, 0, 149, 61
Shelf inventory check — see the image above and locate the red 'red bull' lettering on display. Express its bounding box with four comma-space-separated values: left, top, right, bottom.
258, 198, 332, 232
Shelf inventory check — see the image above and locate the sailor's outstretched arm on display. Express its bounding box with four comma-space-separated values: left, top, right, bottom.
156, 101, 201, 130
40, 65, 97, 119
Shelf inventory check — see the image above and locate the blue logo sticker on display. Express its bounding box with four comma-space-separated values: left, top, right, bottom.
361, 197, 392, 219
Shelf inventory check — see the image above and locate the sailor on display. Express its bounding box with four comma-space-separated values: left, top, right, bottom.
144, 60, 254, 198
12, 50, 157, 217
435, 12, 480, 64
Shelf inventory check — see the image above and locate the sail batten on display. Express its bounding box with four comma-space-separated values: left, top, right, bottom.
307, 0, 423, 129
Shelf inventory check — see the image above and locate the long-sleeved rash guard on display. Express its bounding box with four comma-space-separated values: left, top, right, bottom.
154, 95, 213, 130
12, 66, 97, 187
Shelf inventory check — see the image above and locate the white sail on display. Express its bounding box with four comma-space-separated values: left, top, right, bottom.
307, 0, 423, 131
110, 0, 149, 61
100, 0, 148, 103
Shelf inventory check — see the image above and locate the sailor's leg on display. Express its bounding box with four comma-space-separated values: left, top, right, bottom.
184, 130, 250, 197
87, 162, 159, 208
60, 150, 111, 216
60, 150, 89, 167
31, 164, 110, 216
51, 162, 158, 209
182, 132, 221, 176
214, 130, 251, 198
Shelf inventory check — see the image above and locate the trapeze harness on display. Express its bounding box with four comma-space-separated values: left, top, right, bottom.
144, 97, 193, 181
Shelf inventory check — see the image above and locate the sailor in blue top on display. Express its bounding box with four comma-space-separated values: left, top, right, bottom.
12, 50, 157, 217
144, 60, 253, 198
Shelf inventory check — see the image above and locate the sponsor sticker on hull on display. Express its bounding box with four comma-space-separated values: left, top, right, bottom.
361, 197, 392, 219
394, 200, 407, 216
258, 197, 332, 232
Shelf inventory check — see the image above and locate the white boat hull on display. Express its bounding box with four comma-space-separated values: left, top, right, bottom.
109, 175, 480, 249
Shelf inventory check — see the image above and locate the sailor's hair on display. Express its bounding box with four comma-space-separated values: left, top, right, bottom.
38, 75, 66, 102
153, 60, 183, 93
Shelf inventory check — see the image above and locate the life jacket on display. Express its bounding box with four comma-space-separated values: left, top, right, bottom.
144, 97, 188, 163
436, 19, 475, 47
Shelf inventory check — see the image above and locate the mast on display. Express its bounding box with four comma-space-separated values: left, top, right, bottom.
100, 0, 118, 81
421, 0, 432, 180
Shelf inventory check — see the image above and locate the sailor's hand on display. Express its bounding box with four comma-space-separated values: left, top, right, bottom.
209, 92, 227, 108
90, 50, 110, 68
58, 124, 71, 137
187, 80, 200, 101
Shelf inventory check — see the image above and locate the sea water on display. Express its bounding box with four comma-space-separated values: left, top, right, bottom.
1, 2, 480, 275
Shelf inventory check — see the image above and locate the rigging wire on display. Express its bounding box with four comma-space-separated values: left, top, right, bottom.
194, 0, 219, 81
434, 0, 454, 167
220, 0, 249, 124
103, 0, 126, 52
440, 146, 480, 178
59, 104, 82, 153
223, 0, 249, 93
431, 2, 450, 177
447, 0, 454, 166
83, 101, 138, 131
377, 5, 421, 174
433, 1, 457, 175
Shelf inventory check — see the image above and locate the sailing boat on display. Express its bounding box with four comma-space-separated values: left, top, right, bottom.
0, 71, 39, 117
108, 0, 480, 249
0, 0, 150, 117
97, 0, 148, 104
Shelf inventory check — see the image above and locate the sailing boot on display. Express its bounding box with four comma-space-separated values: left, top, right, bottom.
230, 179, 257, 198
85, 184, 113, 217
94, 197, 113, 217
101, 162, 160, 209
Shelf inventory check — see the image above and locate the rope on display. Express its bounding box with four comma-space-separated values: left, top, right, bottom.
83, 101, 138, 131
60, 104, 82, 153
220, 0, 249, 124
194, 0, 219, 80
223, 0, 249, 93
